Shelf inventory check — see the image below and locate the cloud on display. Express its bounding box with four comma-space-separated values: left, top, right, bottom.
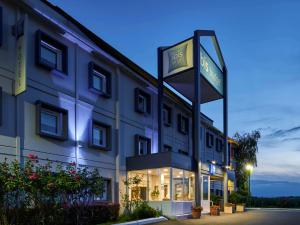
265, 126, 300, 138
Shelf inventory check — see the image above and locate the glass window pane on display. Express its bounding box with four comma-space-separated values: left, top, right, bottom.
138, 95, 146, 112
41, 110, 58, 135
184, 170, 195, 200
139, 139, 147, 155
93, 70, 107, 93
93, 125, 106, 147
128, 170, 148, 201
172, 168, 184, 201
41, 41, 62, 71
203, 175, 209, 200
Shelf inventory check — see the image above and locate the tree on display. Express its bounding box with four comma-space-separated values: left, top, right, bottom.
233, 130, 261, 195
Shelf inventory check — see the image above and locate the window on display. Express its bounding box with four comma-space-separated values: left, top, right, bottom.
88, 62, 111, 97
163, 104, 172, 126
178, 149, 188, 156
90, 121, 111, 150
95, 179, 112, 201
206, 132, 214, 148
0, 7, 2, 47
163, 144, 172, 152
36, 30, 68, 74
135, 88, 151, 114
135, 135, 151, 156
36, 101, 68, 140
178, 114, 189, 134
216, 138, 223, 152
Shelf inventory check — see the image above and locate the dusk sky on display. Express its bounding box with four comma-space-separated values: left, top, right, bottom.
49, 0, 300, 197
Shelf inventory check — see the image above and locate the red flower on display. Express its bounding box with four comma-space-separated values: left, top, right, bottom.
28, 154, 38, 160
29, 172, 39, 181
69, 162, 76, 167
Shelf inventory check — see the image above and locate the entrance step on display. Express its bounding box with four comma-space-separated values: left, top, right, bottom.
175, 213, 192, 220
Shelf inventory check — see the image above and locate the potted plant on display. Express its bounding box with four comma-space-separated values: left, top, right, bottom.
191, 206, 203, 219
224, 203, 236, 214
229, 191, 246, 212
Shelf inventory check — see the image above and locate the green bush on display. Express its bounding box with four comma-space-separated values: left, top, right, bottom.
131, 202, 161, 220
229, 191, 247, 204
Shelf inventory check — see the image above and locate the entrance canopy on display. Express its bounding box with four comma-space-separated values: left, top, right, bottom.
162, 35, 225, 103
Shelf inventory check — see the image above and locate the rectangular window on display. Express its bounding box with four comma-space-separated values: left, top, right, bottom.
90, 121, 111, 150
163, 144, 172, 152
216, 138, 223, 152
89, 62, 111, 97
206, 132, 214, 148
95, 179, 111, 202
36, 101, 68, 140
36, 30, 68, 74
135, 88, 151, 114
135, 135, 151, 156
163, 105, 172, 126
178, 114, 189, 134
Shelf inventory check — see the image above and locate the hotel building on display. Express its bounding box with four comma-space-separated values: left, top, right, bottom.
0, 0, 237, 217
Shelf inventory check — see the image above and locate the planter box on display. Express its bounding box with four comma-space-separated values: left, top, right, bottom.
191, 208, 202, 219
210, 206, 220, 216
236, 204, 245, 212
224, 204, 236, 214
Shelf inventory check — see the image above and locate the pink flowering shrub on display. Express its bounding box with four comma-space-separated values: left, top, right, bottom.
0, 155, 109, 225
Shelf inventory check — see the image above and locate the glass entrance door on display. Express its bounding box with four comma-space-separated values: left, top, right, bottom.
201, 175, 210, 213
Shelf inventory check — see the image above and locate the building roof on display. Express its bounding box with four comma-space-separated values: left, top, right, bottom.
40, 0, 216, 124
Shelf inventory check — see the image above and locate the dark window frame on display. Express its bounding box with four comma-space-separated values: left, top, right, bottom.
177, 114, 189, 135
134, 88, 151, 115
163, 104, 172, 126
135, 134, 151, 156
95, 178, 112, 202
178, 149, 188, 156
0, 7, 2, 47
206, 132, 214, 148
163, 144, 172, 152
36, 101, 68, 141
35, 30, 68, 74
88, 62, 111, 98
89, 120, 111, 151
216, 138, 223, 152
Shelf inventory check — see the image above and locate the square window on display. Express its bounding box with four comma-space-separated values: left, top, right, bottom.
89, 62, 111, 97
135, 135, 151, 156
95, 179, 111, 202
178, 114, 188, 134
135, 88, 151, 114
36, 30, 68, 74
163, 144, 172, 152
36, 101, 68, 141
163, 105, 172, 126
90, 121, 111, 150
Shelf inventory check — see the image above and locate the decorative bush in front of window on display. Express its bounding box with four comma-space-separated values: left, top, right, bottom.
36, 101, 68, 140
88, 62, 111, 97
36, 30, 68, 74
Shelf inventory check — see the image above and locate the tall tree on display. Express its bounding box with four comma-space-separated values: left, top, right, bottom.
233, 130, 261, 194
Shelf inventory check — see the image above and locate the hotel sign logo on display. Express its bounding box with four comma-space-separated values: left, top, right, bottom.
162, 38, 223, 96
162, 39, 193, 78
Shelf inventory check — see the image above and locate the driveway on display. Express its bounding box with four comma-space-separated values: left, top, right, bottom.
153, 209, 300, 225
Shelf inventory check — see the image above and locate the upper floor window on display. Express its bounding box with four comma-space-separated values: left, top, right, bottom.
36, 30, 68, 74
90, 120, 111, 151
135, 88, 151, 114
178, 114, 189, 134
135, 135, 151, 156
36, 101, 68, 141
163, 144, 172, 152
206, 132, 214, 148
89, 62, 111, 98
216, 138, 223, 152
163, 104, 172, 126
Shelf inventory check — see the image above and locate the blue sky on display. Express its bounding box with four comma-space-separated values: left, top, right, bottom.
49, 0, 300, 197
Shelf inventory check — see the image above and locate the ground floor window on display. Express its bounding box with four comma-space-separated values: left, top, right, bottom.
128, 167, 195, 202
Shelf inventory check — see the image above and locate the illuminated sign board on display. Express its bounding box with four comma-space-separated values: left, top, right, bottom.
162, 38, 223, 96
15, 15, 28, 96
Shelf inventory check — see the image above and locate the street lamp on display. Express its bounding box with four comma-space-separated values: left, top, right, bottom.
245, 164, 253, 196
